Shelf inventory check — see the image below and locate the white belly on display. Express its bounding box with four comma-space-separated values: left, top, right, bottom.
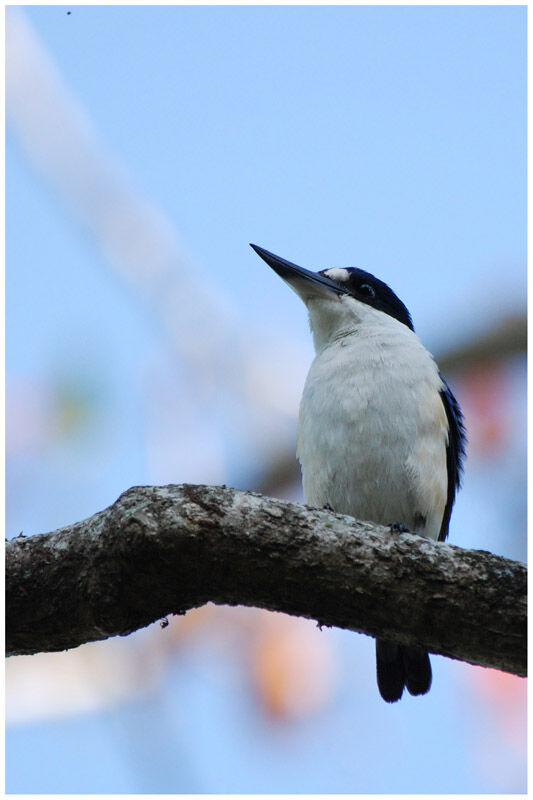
297, 329, 448, 540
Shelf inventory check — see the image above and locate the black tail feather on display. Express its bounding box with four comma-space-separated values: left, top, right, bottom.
376, 639, 432, 703
376, 639, 405, 703
403, 646, 432, 696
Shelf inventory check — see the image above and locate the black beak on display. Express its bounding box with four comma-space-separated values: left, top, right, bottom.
250, 244, 348, 298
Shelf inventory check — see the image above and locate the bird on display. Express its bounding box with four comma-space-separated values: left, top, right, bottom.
250, 243, 466, 703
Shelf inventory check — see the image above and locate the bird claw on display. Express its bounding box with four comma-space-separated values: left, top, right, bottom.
389, 521, 411, 534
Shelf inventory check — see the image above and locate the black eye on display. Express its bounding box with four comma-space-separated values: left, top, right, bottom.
358, 283, 376, 299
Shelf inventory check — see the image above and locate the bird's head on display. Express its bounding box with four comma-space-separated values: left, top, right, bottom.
251, 244, 413, 352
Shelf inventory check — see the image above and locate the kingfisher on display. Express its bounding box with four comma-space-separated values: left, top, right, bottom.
251, 243, 466, 703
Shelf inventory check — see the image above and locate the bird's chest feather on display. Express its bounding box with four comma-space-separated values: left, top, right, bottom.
297, 330, 448, 536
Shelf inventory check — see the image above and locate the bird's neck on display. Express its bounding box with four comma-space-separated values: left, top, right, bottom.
307, 296, 363, 353
308, 296, 415, 357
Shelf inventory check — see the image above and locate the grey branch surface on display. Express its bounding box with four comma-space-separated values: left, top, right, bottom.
6, 484, 526, 676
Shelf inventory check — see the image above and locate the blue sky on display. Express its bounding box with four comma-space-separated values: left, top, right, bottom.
9, 5, 526, 336
6, 5, 526, 793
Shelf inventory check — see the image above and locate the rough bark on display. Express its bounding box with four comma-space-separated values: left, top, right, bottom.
6, 484, 526, 677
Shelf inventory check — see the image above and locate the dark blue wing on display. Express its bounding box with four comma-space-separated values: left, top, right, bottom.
438, 375, 467, 542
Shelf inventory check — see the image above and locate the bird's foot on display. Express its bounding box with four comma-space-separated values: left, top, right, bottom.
389, 521, 411, 534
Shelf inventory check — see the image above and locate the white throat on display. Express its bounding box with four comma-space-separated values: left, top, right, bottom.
307, 293, 391, 353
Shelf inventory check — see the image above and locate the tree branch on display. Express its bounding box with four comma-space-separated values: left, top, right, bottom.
6, 484, 526, 677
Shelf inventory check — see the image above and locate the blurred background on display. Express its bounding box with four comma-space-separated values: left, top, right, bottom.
5, 5, 526, 794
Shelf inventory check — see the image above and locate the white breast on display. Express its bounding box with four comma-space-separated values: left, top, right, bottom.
297, 299, 448, 540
